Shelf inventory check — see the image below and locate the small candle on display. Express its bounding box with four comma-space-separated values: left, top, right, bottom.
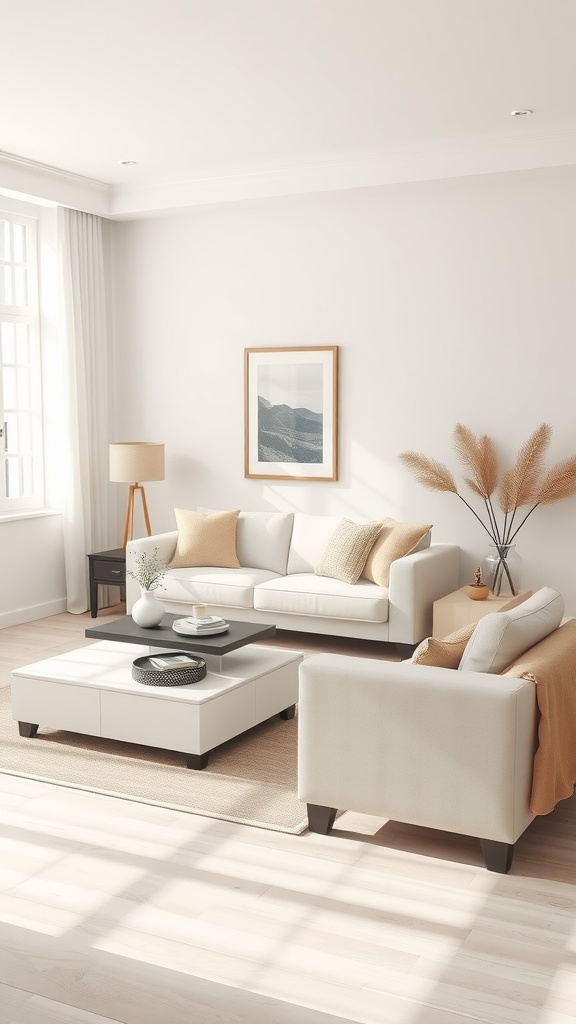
192, 603, 207, 618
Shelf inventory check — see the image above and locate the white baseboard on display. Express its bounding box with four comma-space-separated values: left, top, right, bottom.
0, 598, 68, 630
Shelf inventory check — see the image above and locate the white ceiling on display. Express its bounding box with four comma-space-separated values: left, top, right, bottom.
1, 0, 575, 217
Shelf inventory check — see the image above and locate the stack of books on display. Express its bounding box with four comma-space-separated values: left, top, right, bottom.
149, 653, 204, 672
172, 614, 229, 636
185, 614, 227, 632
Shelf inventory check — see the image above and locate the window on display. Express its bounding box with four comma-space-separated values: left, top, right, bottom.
0, 209, 44, 512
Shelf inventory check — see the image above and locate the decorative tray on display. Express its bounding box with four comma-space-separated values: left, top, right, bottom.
131, 654, 207, 686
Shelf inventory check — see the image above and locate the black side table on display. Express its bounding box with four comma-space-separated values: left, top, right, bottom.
88, 548, 126, 617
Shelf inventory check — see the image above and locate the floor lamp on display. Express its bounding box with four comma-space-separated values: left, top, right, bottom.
109, 442, 165, 549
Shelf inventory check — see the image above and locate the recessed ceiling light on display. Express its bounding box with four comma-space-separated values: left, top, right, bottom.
510, 109, 533, 117
119, 159, 137, 166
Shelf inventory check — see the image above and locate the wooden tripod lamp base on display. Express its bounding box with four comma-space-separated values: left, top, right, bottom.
121, 484, 152, 549
110, 442, 165, 549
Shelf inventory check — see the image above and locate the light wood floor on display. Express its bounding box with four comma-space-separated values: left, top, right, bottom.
1, 607, 575, 1024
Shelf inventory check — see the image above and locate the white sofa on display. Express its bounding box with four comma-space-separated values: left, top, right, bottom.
126, 509, 460, 649
298, 588, 575, 872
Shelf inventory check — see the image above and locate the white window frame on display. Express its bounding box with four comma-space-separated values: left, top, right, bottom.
0, 205, 44, 513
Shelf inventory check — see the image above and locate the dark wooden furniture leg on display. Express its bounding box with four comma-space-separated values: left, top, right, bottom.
480, 838, 515, 873
18, 722, 39, 737
307, 804, 337, 834
90, 579, 98, 618
185, 752, 210, 770
396, 642, 417, 659
280, 704, 296, 720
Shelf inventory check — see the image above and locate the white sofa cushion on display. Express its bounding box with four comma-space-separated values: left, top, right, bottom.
254, 573, 389, 622
198, 507, 294, 575
459, 587, 565, 674
161, 566, 279, 609
286, 514, 343, 574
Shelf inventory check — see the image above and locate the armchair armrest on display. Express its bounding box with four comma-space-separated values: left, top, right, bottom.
388, 543, 460, 645
125, 532, 178, 611
297, 653, 537, 845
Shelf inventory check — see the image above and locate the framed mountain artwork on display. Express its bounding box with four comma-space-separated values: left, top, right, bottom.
244, 346, 339, 481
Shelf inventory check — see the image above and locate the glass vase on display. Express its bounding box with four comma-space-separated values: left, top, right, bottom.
482, 544, 523, 598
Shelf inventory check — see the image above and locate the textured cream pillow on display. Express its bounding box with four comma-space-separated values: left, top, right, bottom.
362, 517, 432, 587
168, 508, 241, 568
458, 587, 564, 674
411, 622, 476, 669
315, 518, 383, 585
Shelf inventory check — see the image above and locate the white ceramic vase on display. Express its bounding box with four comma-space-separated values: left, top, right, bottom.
131, 587, 164, 628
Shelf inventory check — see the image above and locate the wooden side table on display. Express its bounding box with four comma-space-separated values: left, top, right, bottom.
88, 548, 126, 618
432, 586, 532, 639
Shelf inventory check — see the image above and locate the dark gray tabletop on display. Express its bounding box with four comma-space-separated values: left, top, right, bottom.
85, 614, 276, 656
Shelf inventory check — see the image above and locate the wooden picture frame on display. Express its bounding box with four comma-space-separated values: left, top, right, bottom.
244, 346, 339, 481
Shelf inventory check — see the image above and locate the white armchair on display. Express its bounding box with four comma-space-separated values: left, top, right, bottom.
297, 653, 538, 872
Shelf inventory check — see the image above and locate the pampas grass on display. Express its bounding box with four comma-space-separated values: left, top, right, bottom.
399, 424, 576, 595
394, 452, 457, 494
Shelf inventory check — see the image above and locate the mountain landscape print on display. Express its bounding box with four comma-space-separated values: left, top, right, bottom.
257, 395, 323, 463
245, 346, 337, 481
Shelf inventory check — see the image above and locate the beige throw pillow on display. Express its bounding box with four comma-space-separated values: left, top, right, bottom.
411, 622, 477, 669
168, 508, 241, 569
362, 517, 432, 587
315, 518, 383, 585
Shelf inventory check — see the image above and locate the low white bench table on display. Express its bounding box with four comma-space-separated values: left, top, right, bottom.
11, 640, 302, 770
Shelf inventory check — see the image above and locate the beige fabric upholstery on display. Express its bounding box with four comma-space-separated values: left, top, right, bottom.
254, 573, 389, 622
412, 622, 476, 669
126, 517, 460, 646
298, 653, 537, 847
362, 517, 432, 587
459, 587, 564, 674
286, 514, 343, 574
198, 507, 294, 574
168, 508, 241, 569
315, 518, 383, 584
160, 566, 278, 609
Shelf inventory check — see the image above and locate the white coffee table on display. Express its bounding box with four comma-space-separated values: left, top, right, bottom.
11, 641, 302, 769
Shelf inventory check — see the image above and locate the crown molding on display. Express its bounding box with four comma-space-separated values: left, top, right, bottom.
1, 128, 575, 220
0, 151, 110, 216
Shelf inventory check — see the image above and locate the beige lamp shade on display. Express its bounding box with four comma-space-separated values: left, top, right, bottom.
109, 442, 165, 484
109, 442, 165, 547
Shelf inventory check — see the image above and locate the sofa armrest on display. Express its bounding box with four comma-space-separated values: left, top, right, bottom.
297, 654, 537, 844
387, 543, 460, 645
125, 532, 178, 612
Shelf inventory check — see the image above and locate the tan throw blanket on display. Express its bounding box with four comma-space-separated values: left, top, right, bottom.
503, 619, 576, 815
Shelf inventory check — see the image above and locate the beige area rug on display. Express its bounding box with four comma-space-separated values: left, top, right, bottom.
0, 688, 307, 834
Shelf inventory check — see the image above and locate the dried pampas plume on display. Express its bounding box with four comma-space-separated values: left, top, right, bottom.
535, 455, 576, 505
399, 423, 576, 553
453, 424, 499, 499
397, 452, 457, 494
498, 422, 551, 513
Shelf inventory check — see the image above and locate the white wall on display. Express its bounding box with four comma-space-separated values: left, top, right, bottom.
0, 513, 66, 625
110, 165, 576, 615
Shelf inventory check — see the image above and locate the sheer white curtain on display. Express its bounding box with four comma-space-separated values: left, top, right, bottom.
58, 208, 112, 612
